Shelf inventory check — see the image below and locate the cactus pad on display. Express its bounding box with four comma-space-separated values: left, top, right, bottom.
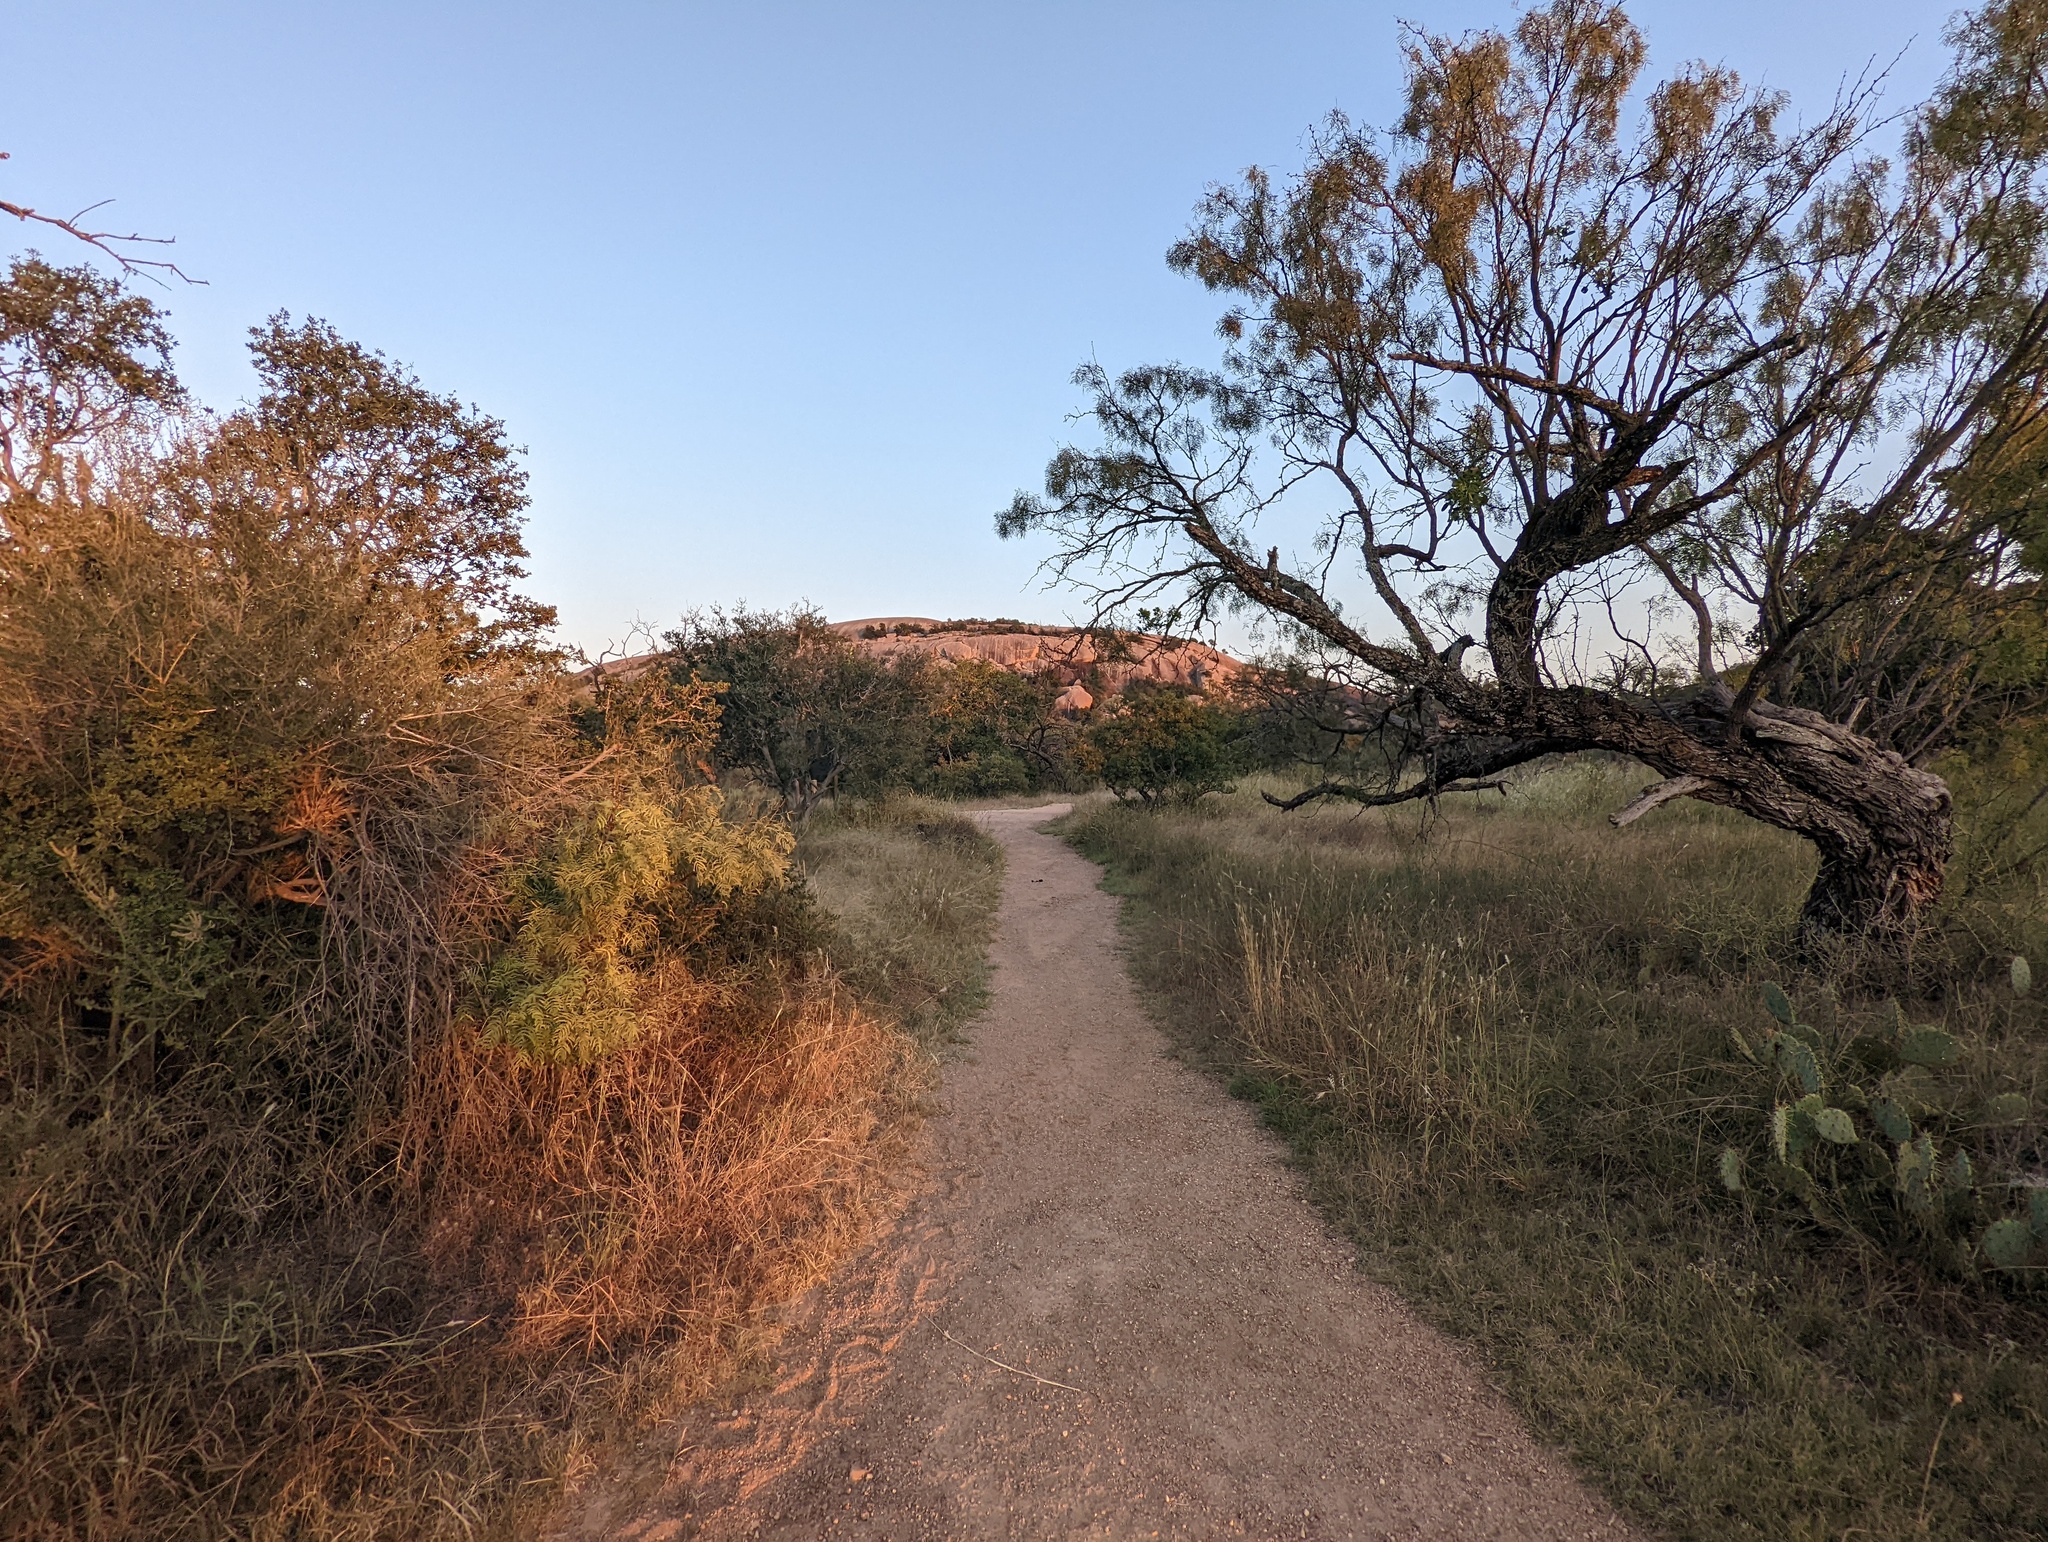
1983, 1092, 2030, 1125
1983, 1218, 2034, 1269
1897, 1027, 1960, 1068
1812, 1107, 1858, 1145
1871, 1100, 1914, 1143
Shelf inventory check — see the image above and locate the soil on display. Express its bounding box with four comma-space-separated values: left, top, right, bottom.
557, 806, 1636, 1540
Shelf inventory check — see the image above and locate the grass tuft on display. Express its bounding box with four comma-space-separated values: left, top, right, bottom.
796, 795, 1005, 1050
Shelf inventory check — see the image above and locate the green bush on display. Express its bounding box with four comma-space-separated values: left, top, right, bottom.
1079, 684, 1247, 806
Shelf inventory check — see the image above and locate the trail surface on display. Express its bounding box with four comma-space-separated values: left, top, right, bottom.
572, 807, 1633, 1540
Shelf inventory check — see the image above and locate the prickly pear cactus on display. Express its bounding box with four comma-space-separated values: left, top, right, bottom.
1724, 983, 2041, 1274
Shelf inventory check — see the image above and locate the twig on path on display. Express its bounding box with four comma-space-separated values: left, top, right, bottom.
942, 1331, 1086, 1395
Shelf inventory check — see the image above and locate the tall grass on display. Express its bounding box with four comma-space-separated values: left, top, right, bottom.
1070, 764, 2047, 1541
796, 795, 1005, 1049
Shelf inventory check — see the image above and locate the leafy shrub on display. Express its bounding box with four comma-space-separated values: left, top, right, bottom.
666, 612, 1085, 807
666, 606, 928, 813
475, 774, 792, 1063
0, 266, 905, 1538
921, 658, 1074, 797
1079, 684, 1247, 806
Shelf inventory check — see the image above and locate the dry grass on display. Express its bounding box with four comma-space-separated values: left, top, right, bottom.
4, 856, 939, 1542
3, 922, 917, 1542
796, 795, 1005, 1049
1069, 762, 2048, 1541
0, 491, 955, 1539
416, 963, 906, 1362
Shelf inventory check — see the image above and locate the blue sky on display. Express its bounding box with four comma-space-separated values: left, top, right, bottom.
4, 1, 1948, 653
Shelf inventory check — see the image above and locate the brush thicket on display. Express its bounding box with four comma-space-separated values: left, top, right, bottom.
1, 406, 911, 1537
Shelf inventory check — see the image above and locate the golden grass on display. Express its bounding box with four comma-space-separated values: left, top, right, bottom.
415, 962, 906, 1362
2, 782, 1000, 1542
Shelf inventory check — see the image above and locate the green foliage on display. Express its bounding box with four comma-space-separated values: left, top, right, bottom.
666, 613, 1090, 808
1728, 982, 2046, 1273
666, 606, 928, 813
479, 798, 688, 1061
1079, 684, 1248, 807
922, 658, 1073, 797
476, 777, 792, 1063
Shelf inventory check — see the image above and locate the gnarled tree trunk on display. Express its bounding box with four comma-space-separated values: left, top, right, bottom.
1430, 681, 1956, 943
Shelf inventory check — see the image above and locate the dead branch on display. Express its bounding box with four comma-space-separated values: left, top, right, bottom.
1, 153, 197, 283
1609, 775, 1710, 828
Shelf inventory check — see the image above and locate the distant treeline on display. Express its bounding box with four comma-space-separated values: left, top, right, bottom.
653, 606, 1361, 811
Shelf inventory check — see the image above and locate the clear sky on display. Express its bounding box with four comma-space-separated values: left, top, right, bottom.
4, 1, 1949, 654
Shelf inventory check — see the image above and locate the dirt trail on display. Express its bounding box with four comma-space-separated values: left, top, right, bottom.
570, 807, 1635, 1540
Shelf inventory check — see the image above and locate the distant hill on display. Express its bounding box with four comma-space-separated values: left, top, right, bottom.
576, 617, 1252, 714
830, 617, 1248, 713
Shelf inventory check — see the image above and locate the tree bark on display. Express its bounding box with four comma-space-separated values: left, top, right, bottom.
1418, 680, 1955, 943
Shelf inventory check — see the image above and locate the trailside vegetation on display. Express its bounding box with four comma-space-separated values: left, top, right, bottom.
1079, 683, 1252, 807
665, 607, 932, 815
1070, 771, 2046, 1539
0, 260, 909, 1538
1004, 0, 2048, 943
664, 607, 1096, 805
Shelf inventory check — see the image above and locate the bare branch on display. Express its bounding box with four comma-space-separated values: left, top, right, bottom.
1609, 775, 1710, 827
1, 153, 198, 283
1264, 777, 1510, 812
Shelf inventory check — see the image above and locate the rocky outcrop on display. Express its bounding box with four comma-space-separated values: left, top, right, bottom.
830, 618, 1245, 698
572, 619, 1252, 707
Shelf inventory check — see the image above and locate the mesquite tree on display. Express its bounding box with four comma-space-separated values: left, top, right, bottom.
1001, 0, 2048, 941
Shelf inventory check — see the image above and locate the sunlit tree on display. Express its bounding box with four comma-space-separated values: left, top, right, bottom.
1003, 0, 2048, 940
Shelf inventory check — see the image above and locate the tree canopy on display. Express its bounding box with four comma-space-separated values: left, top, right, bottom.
1002, 0, 2048, 940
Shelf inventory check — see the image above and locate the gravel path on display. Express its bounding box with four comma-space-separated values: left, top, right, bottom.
570, 806, 1636, 1540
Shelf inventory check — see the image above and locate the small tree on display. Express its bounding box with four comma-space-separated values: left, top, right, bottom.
666, 607, 926, 814
1082, 686, 1246, 807
1002, 0, 2048, 941
923, 658, 1073, 795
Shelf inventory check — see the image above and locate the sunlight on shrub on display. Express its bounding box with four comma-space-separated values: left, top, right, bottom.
477, 792, 792, 1062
